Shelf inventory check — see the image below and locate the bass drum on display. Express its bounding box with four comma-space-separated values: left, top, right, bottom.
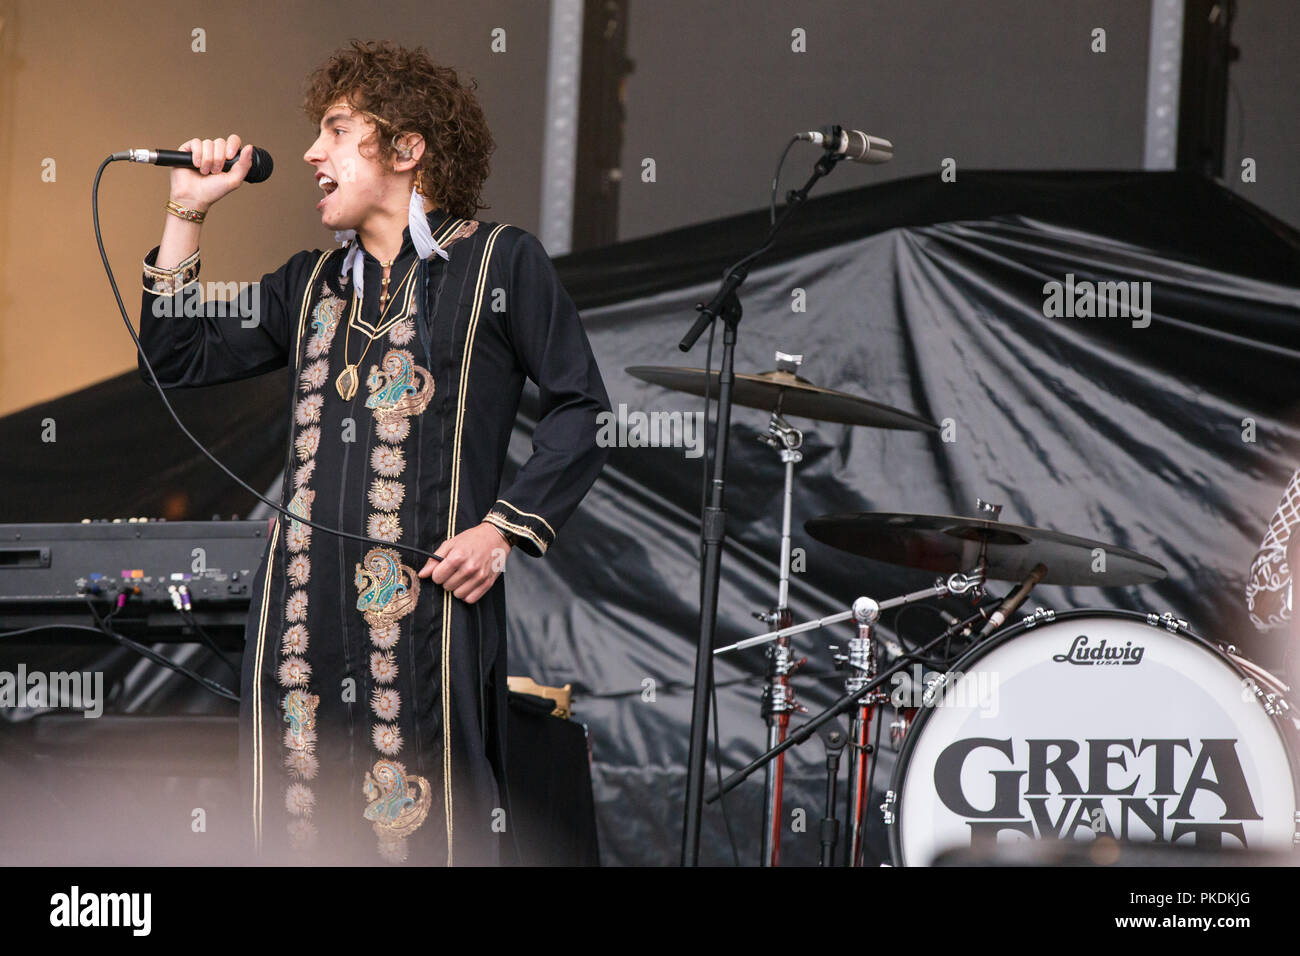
887, 609, 1299, 866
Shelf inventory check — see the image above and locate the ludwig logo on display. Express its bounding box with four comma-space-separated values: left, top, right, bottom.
1052, 634, 1144, 666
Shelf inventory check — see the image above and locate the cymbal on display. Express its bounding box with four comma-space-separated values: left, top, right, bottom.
625, 366, 939, 432
804, 512, 1167, 586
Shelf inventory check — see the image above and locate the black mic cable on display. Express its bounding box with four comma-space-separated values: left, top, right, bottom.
93, 155, 443, 565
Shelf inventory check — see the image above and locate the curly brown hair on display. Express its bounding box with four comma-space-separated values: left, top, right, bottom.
302, 40, 494, 219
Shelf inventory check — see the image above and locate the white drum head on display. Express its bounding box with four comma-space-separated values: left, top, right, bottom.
893, 614, 1298, 865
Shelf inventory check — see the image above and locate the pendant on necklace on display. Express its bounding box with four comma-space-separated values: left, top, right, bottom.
336, 363, 360, 401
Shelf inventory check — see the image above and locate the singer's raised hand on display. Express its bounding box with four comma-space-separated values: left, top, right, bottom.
169, 135, 255, 211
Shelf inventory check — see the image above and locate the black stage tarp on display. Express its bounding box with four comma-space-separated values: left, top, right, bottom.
3, 171, 1300, 866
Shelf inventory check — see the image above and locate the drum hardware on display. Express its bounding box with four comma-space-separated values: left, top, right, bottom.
1225, 650, 1293, 717
880, 789, 896, 826
631, 355, 940, 865
921, 670, 951, 708
840, 597, 888, 866
715, 572, 983, 656
758, 627, 805, 867
753, 369, 806, 868
889, 712, 913, 745
818, 728, 848, 867
1022, 607, 1056, 629
704, 597, 1003, 866
1146, 611, 1189, 633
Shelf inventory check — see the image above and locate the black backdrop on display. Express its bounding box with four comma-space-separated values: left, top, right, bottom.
4, 171, 1300, 865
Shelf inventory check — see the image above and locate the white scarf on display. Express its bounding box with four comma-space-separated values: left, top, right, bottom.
335, 185, 450, 300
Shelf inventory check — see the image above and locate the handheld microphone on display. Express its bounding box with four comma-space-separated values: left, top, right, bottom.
977, 563, 1048, 639
798, 126, 893, 164
112, 146, 274, 184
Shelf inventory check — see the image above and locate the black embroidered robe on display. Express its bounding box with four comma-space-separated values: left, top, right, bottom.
138, 209, 611, 865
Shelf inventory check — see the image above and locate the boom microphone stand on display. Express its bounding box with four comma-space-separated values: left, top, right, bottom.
677, 139, 851, 866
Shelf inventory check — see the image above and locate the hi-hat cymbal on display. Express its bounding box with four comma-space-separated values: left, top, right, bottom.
804, 512, 1167, 586
626, 366, 939, 431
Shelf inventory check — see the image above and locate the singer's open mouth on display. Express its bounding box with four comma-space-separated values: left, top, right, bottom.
316, 173, 338, 210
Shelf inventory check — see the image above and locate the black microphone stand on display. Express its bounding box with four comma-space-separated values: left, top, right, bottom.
678, 141, 850, 866
819, 727, 847, 866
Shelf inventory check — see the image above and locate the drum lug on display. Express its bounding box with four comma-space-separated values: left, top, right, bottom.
880, 790, 896, 826
1146, 611, 1188, 633
1262, 691, 1290, 718
889, 713, 912, 746
1293, 812, 1300, 846
1023, 607, 1055, 629
922, 672, 949, 707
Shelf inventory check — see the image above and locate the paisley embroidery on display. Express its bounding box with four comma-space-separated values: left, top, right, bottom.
363, 759, 432, 863
352, 345, 438, 861
354, 547, 420, 630
282, 689, 319, 751
365, 349, 435, 423
310, 289, 345, 342
287, 487, 314, 538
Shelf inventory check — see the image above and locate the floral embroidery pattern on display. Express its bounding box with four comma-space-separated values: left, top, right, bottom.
363, 759, 432, 864
388, 318, 416, 346
276, 280, 344, 851
354, 344, 435, 862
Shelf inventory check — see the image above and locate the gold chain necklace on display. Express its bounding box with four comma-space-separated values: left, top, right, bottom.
335, 258, 419, 401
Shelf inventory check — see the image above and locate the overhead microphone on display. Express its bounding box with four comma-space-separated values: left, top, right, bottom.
977, 563, 1048, 639
798, 126, 893, 164
112, 146, 275, 184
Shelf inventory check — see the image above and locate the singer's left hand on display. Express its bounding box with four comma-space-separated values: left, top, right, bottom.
418, 523, 511, 604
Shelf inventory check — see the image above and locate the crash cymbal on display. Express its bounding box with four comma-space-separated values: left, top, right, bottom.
803, 512, 1167, 586
625, 366, 939, 431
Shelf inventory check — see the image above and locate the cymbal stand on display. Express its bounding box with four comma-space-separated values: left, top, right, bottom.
754, 403, 805, 867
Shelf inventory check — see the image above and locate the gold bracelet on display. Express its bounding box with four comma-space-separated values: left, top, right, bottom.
165, 199, 207, 223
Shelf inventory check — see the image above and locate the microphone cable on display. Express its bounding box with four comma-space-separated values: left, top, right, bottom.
93, 156, 444, 566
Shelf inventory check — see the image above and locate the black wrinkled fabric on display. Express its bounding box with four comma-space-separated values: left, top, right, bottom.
4, 172, 1300, 866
